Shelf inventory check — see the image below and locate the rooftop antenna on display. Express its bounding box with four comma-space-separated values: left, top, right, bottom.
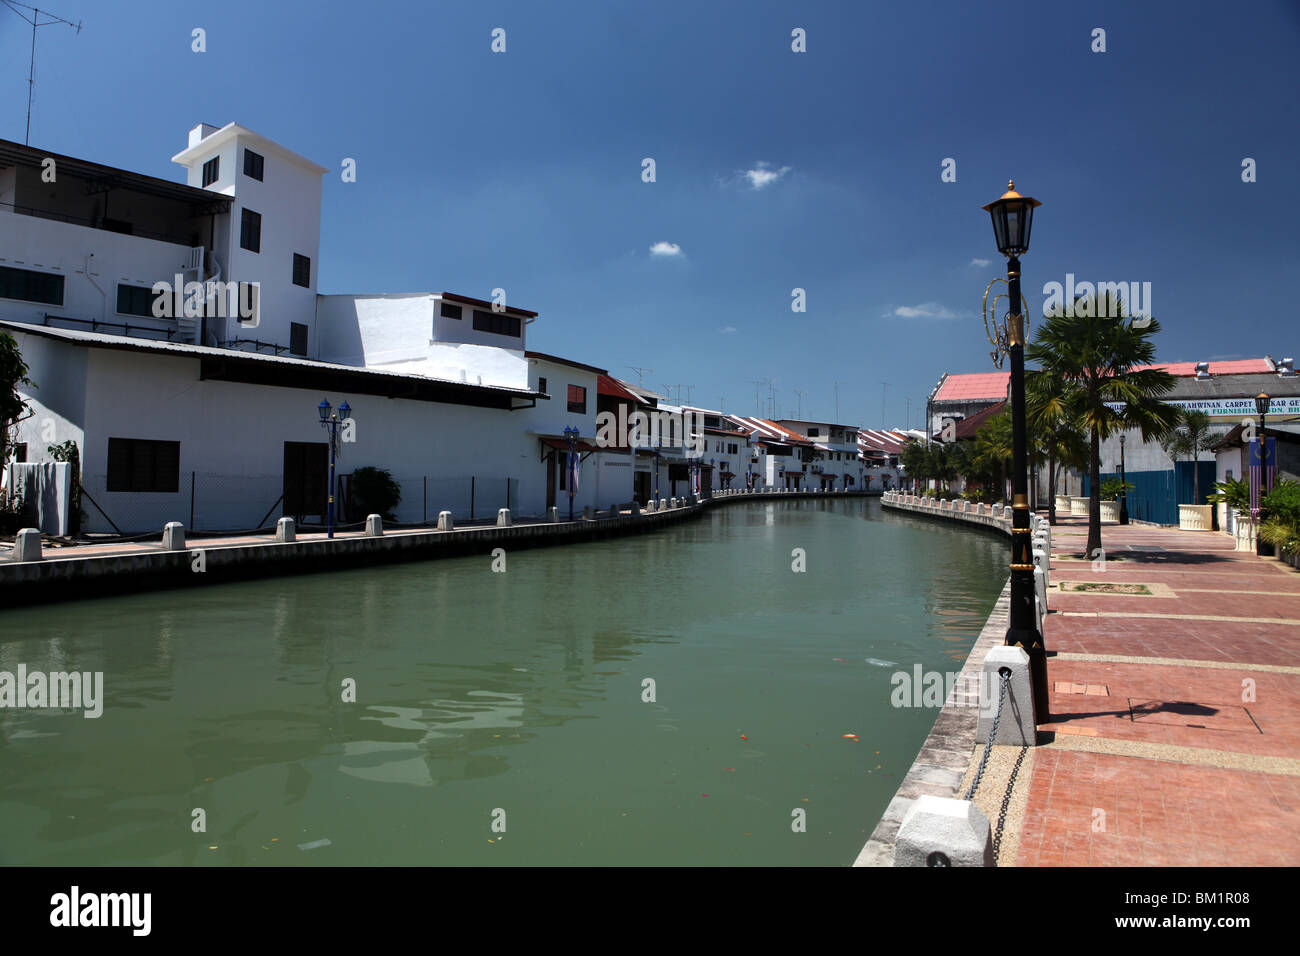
2, 1, 82, 146
833, 381, 847, 423
792, 388, 805, 419
626, 365, 653, 386
881, 381, 891, 429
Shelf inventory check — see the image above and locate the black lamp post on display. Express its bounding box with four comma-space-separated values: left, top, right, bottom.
1119, 433, 1129, 524
1255, 392, 1272, 556
982, 180, 1049, 722
317, 397, 351, 539
564, 425, 579, 520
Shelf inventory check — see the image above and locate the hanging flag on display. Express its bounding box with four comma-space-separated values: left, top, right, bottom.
568, 449, 580, 497
1250, 437, 1276, 520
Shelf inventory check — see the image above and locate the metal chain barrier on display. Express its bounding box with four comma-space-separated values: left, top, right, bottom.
964, 667, 1010, 801
992, 745, 1028, 863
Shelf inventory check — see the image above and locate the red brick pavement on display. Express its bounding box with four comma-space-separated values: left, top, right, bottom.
1015, 515, 1300, 866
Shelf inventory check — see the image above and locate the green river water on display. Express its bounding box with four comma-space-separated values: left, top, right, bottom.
0, 497, 1007, 866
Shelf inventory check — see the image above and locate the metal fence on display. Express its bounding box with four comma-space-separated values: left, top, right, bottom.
78, 472, 525, 536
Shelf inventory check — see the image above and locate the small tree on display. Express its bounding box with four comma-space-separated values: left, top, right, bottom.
1158, 409, 1214, 505
1, 330, 34, 467
349, 466, 402, 521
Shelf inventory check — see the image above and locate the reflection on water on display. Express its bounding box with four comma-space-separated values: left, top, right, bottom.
0, 498, 1006, 866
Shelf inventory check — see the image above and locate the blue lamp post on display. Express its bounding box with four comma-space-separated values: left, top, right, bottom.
564, 425, 580, 520
318, 398, 351, 538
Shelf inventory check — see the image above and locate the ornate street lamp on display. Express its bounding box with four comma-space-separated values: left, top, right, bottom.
982, 180, 1049, 722
318, 398, 352, 539
1119, 433, 1129, 524
564, 425, 580, 520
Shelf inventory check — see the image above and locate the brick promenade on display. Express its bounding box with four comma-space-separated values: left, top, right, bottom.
1008, 515, 1300, 866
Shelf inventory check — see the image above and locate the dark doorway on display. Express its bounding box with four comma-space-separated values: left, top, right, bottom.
284, 441, 328, 520
634, 471, 651, 504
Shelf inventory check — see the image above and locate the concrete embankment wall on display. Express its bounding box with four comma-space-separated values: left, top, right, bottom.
0, 489, 877, 608
855, 491, 1013, 866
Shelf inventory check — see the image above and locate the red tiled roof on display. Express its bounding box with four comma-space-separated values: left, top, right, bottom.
597, 374, 644, 403
857, 429, 910, 454
1139, 359, 1273, 376
725, 416, 811, 444
933, 372, 1010, 403
937, 400, 1006, 441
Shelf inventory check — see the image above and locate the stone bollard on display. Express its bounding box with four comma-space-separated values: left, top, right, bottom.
365, 514, 383, 536
13, 528, 42, 562
497, 508, 512, 527
1034, 565, 1048, 617
630, 500, 641, 516
608, 503, 620, 517
976, 503, 986, 515
276, 517, 296, 542
163, 521, 186, 551
439, 510, 456, 531
894, 795, 994, 867
582, 505, 595, 520
977, 645, 1038, 746
1033, 548, 1049, 592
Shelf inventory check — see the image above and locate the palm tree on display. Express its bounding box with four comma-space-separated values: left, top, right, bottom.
974, 410, 1014, 502
1026, 370, 1088, 525
1027, 292, 1180, 557
1158, 409, 1215, 505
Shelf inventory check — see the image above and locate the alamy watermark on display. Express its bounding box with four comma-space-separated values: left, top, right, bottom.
149, 274, 259, 328
593, 406, 705, 457
0, 664, 103, 718
1042, 273, 1151, 325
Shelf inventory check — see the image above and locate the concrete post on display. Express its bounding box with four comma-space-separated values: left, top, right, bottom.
1033, 547, 1049, 591
276, 517, 296, 542
13, 528, 42, 562
546, 506, 559, 522
893, 795, 994, 867
630, 501, 641, 516
977, 645, 1038, 746
438, 510, 456, 531
365, 514, 383, 536
497, 508, 512, 527
163, 522, 186, 551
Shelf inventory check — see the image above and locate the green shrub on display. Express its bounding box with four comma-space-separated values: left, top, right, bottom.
1208, 477, 1251, 511
1099, 477, 1134, 501
350, 467, 401, 521
1262, 479, 1300, 526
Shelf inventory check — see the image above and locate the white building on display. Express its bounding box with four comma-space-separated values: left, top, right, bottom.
1, 124, 618, 531
775, 418, 865, 491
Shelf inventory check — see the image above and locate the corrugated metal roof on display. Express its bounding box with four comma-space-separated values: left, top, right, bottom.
0, 320, 540, 397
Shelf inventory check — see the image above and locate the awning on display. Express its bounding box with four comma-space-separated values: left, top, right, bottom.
538, 436, 598, 463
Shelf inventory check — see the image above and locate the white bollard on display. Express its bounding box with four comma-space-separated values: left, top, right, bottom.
13, 528, 42, 562
894, 796, 994, 867
497, 508, 512, 527
977, 645, 1038, 746
365, 514, 383, 536
439, 510, 456, 531
276, 517, 296, 542
163, 521, 186, 551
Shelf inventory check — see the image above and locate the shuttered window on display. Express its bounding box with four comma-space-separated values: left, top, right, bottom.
106, 438, 180, 493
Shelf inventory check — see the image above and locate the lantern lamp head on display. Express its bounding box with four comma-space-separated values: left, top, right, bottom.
339, 400, 351, 421
318, 399, 331, 423
982, 180, 1042, 257
1255, 392, 1271, 417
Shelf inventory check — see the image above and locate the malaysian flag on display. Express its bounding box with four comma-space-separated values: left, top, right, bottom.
1249, 437, 1276, 521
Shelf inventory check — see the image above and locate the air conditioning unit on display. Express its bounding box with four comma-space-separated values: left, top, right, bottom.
1278, 357, 1296, 378
1194, 361, 1210, 380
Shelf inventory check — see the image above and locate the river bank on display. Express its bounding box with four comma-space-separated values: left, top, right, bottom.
0, 488, 877, 607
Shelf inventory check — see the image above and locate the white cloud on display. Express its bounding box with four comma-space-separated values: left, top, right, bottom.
743, 162, 791, 190
721, 325, 737, 334
969, 258, 991, 268
889, 302, 961, 320
649, 241, 683, 257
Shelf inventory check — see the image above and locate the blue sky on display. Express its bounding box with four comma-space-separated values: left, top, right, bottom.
2, 0, 1297, 429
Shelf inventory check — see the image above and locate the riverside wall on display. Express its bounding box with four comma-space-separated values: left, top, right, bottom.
0, 488, 877, 607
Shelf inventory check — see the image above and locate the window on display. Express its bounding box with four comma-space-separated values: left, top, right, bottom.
0, 265, 63, 305
290, 322, 309, 356
440, 302, 462, 319
106, 438, 180, 493
292, 253, 311, 288
116, 284, 160, 318
10, 442, 25, 463
567, 384, 587, 414
472, 308, 521, 337
201, 156, 220, 187
538, 376, 547, 394
243, 149, 264, 181
807, 427, 820, 437
729, 443, 738, 454
240, 208, 261, 253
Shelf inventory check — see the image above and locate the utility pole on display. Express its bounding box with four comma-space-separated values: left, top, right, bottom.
792, 388, 805, 419
2, 1, 82, 146
904, 396, 912, 432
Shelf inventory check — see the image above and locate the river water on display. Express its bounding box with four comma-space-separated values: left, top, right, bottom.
0, 497, 1007, 866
